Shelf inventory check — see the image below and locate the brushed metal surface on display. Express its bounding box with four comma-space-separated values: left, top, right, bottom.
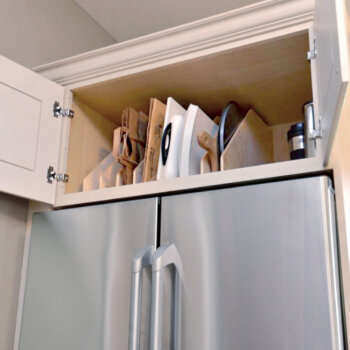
161, 176, 343, 350
19, 198, 157, 350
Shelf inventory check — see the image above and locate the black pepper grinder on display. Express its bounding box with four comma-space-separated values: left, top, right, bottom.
287, 123, 305, 160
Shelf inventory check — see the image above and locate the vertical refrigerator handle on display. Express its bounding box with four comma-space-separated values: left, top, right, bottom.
150, 244, 183, 350
129, 246, 155, 350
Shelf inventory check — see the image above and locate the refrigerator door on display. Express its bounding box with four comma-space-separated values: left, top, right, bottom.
160, 176, 343, 350
19, 198, 158, 350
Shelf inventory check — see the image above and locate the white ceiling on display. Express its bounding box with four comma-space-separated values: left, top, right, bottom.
74, 0, 259, 42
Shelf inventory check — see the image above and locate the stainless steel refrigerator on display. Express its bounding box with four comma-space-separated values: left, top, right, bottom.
18, 176, 344, 350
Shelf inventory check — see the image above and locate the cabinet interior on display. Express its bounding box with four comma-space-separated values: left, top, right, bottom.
65, 31, 312, 194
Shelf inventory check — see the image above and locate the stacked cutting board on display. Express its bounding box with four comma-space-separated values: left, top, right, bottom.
82, 97, 275, 192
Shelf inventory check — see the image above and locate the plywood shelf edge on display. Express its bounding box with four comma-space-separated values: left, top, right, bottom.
54, 157, 322, 208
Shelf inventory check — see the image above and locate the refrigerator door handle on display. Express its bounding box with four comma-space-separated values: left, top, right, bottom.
129, 245, 155, 350
150, 244, 183, 350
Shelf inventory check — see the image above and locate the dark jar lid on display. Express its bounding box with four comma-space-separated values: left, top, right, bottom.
287, 122, 304, 141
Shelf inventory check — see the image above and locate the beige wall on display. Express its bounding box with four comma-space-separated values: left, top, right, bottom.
74, 0, 274, 42
0, 0, 116, 68
0, 193, 28, 350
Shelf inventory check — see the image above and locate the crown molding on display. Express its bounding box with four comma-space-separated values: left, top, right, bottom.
34, 0, 314, 88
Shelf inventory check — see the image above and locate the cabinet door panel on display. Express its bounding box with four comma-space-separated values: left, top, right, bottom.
313, 0, 349, 163
0, 55, 64, 204
0, 83, 41, 170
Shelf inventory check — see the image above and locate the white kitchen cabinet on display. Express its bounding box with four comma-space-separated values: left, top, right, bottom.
0, 56, 65, 204
0, 0, 348, 207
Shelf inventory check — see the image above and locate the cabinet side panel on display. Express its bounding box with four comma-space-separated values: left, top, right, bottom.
65, 98, 117, 193
0, 193, 28, 350
328, 88, 350, 348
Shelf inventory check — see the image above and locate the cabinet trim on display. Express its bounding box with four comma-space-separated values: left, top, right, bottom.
54, 157, 322, 208
34, 0, 314, 89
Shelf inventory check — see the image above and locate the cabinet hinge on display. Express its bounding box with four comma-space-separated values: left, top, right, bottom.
309, 125, 322, 140
304, 102, 322, 140
53, 101, 74, 118
47, 166, 69, 184
307, 38, 317, 60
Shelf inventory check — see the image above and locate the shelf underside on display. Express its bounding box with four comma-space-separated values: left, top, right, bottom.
73, 32, 312, 126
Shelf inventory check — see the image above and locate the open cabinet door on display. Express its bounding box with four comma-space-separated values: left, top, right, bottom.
313, 0, 350, 163
0, 55, 65, 204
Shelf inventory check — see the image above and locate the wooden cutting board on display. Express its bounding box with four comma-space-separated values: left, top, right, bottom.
143, 98, 166, 182
220, 109, 274, 170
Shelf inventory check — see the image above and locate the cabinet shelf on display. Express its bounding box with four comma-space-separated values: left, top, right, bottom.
62, 31, 314, 200
55, 155, 322, 207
